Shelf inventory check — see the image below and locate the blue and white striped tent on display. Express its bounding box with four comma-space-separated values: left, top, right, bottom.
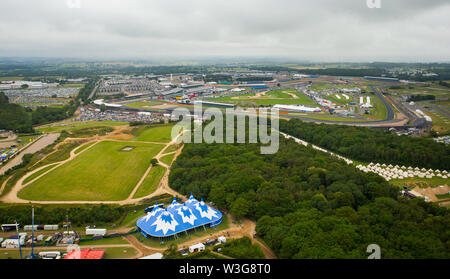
136, 195, 223, 238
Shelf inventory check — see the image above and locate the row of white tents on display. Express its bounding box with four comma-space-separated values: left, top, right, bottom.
281, 132, 447, 183
356, 163, 448, 181
281, 132, 353, 165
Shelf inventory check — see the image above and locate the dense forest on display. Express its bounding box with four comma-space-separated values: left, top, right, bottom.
213, 237, 265, 259
0, 92, 33, 133
280, 119, 450, 170
169, 133, 449, 258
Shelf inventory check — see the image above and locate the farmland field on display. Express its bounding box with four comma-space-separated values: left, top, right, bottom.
18, 141, 164, 201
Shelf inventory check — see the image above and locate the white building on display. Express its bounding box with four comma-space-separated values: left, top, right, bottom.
189, 243, 206, 253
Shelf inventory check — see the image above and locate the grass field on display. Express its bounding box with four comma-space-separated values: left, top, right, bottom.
19, 141, 164, 201
23, 164, 57, 184
125, 101, 161, 109
212, 89, 317, 106
160, 153, 176, 166
132, 125, 175, 143
428, 110, 450, 134
0, 246, 137, 259
164, 144, 181, 154
391, 84, 450, 97
324, 94, 353, 105
0, 76, 24, 81
436, 193, 450, 200
133, 165, 166, 199
37, 121, 129, 133
294, 114, 368, 122
74, 141, 97, 155
79, 236, 129, 246
103, 247, 138, 259
390, 176, 450, 188
0, 249, 66, 259
360, 93, 387, 121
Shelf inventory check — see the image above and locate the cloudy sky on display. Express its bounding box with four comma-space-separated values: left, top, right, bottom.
0, 0, 449, 62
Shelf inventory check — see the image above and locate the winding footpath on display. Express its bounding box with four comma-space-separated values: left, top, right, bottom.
0, 128, 277, 258
0, 132, 186, 205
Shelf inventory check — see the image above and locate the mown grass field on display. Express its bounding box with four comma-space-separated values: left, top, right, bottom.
19, 141, 164, 201
160, 153, 176, 166
103, 247, 138, 259
79, 236, 129, 246
132, 125, 175, 143
133, 165, 166, 199
428, 110, 450, 134
125, 101, 161, 109
212, 89, 317, 106
23, 164, 57, 184
74, 141, 97, 154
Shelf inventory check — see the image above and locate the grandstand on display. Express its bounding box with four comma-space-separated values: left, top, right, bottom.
136, 195, 223, 239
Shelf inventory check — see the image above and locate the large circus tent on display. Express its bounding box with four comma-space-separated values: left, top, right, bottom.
136, 194, 223, 239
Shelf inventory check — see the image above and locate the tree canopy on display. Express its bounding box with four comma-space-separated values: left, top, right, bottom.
280, 119, 450, 170
169, 133, 450, 258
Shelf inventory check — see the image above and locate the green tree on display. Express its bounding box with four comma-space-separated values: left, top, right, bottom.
230, 198, 250, 219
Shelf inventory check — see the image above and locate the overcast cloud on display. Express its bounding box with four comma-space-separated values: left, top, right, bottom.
0, 0, 449, 62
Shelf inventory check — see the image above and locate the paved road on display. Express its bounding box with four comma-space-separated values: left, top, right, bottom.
0, 133, 60, 176
369, 85, 395, 121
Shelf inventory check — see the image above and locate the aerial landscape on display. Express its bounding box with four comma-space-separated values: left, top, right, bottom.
0, 0, 449, 272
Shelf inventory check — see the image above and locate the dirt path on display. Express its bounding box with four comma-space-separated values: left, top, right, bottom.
0, 139, 100, 204
1, 131, 186, 205
286, 92, 299, 99
126, 138, 178, 200
124, 235, 165, 256
0, 133, 60, 176
0, 133, 17, 143
1, 128, 277, 258
0, 175, 12, 196
121, 215, 277, 259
